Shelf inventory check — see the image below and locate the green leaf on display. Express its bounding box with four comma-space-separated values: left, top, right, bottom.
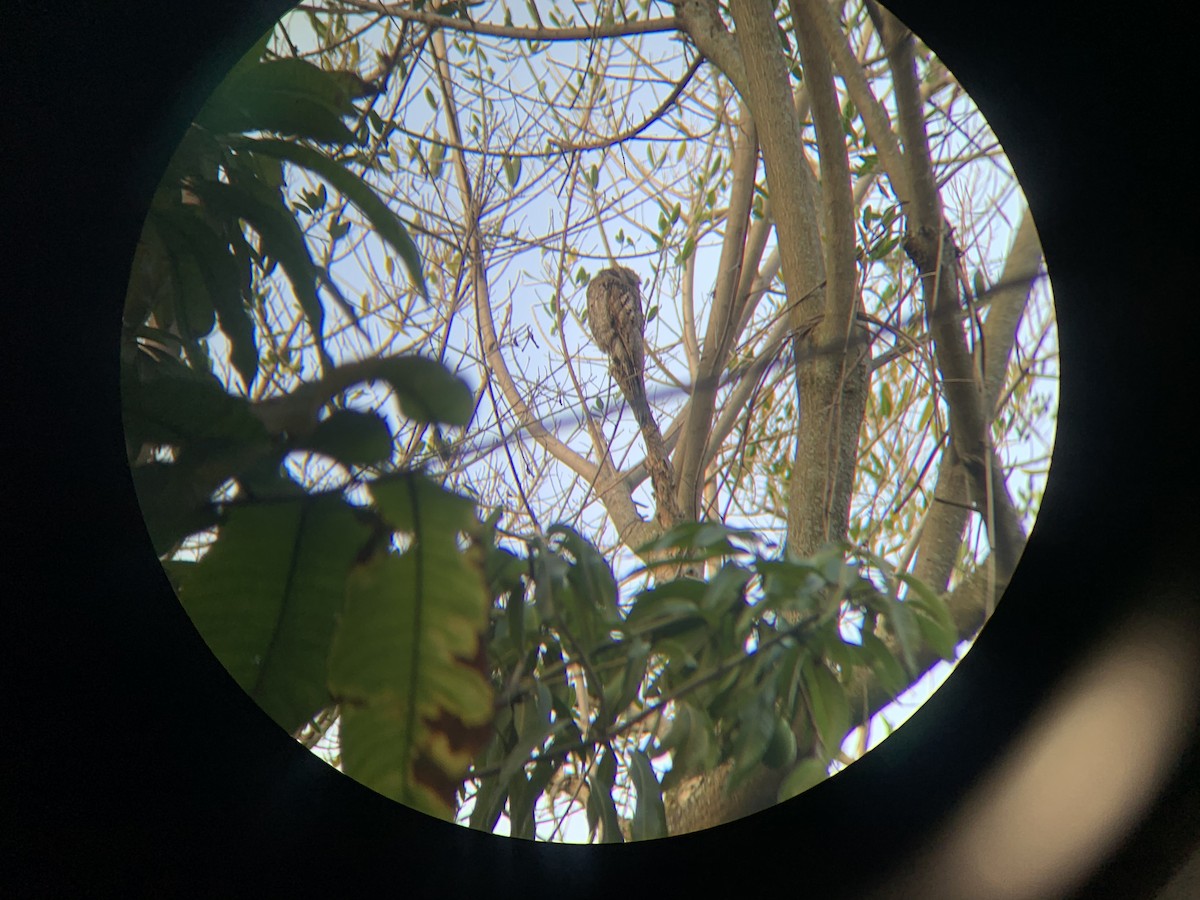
175, 496, 372, 733
548, 524, 618, 618
122, 353, 268, 449
330, 533, 493, 821
187, 178, 329, 364
131, 462, 223, 555
861, 630, 909, 699
369, 471, 477, 538
301, 409, 393, 466
497, 683, 564, 785
623, 591, 704, 640
900, 573, 959, 661
468, 759, 509, 833
371, 355, 474, 425
329, 218, 351, 243
677, 234, 695, 263
701, 562, 752, 614
778, 756, 830, 803
728, 698, 777, 791
659, 703, 715, 787
198, 56, 370, 145
428, 140, 445, 181
586, 747, 624, 842
604, 637, 650, 728
503, 154, 522, 187
802, 659, 851, 758
628, 749, 667, 841
884, 596, 922, 676
756, 558, 825, 615
635, 520, 756, 558
762, 715, 798, 769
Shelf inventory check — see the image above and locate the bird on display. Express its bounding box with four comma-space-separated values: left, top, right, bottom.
586, 266, 647, 419
586, 266, 683, 530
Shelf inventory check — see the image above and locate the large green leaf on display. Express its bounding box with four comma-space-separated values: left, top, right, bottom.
899, 572, 960, 661
370, 471, 477, 537
329, 528, 493, 821
727, 693, 777, 792
659, 702, 716, 788
635, 520, 757, 559
239, 137, 427, 299
861, 630, 910, 699
174, 496, 372, 734
601, 637, 650, 731
131, 462, 223, 556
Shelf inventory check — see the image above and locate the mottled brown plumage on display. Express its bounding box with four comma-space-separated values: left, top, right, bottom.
586, 265, 645, 387
586, 266, 683, 529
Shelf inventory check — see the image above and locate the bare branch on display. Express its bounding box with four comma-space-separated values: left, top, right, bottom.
312, 1, 680, 42
675, 100, 759, 519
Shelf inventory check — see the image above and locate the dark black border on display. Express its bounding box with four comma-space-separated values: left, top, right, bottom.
8, 2, 1197, 896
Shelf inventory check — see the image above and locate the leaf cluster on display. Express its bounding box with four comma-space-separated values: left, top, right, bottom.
467, 521, 957, 840
124, 29, 424, 388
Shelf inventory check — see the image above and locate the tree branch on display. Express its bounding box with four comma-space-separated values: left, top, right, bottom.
800, 0, 912, 204
318, 1, 680, 42
675, 100, 758, 520
879, 7, 1025, 585
674, 0, 748, 94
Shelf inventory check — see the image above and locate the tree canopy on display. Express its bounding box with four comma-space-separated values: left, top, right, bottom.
122, 0, 1056, 841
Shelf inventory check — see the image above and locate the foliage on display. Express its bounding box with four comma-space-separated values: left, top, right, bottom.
123, 26, 425, 387
470, 519, 956, 840
123, 31, 486, 822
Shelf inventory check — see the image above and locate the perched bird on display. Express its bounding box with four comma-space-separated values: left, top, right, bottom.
586, 265, 646, 409
586, 266, 682, 529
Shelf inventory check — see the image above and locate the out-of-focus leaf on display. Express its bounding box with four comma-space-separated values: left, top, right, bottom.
549, 525, 617, 612
369, 471, 477, 538
861, 630, 909, 699
122, 352, 268, 449
701, 562, 752, 614
368, 355, 473, 426
603, 637, 650, 730
635, 520, 757, 558
900, 572, 959, 661
302, 409, 393, 467
628, 749, 667, 841
587, 746, 623, 842
762, 715, 798, 769
778, 756, 830, 803
198, 54, 373, 145
728, 697, 777, 792
176, 496, 372, 734
130, 462, 223, 555
187, 178, 329, 363
659, 702, 715, 789
884, 596, 922, 676
623, 592, 704, 640
802, 659, 851, 759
